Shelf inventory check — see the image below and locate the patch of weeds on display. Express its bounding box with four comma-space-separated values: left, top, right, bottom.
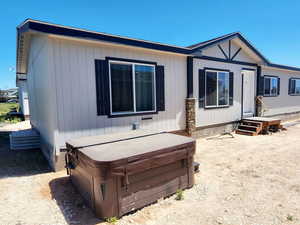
287, 214, 294, 221
175, 189, 184, 201
105, 217, 118, 224
5, 117, 22, 123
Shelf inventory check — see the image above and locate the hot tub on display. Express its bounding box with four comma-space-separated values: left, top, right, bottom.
65, 131, 196, 219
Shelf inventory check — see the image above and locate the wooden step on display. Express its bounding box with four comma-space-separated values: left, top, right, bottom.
241, 120, 262, 127
235, 129, 257, 136
238, 125, 259, 132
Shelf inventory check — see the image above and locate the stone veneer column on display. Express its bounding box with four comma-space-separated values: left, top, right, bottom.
256, 96, 263, 117
186, 98, 196, 136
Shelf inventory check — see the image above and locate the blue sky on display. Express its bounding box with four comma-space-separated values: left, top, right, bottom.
1, 0, 300, 89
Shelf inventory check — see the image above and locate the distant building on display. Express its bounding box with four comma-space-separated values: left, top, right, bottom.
0, 88, 18, 102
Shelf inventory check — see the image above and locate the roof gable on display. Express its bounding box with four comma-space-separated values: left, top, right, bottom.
188, 32, 269, 64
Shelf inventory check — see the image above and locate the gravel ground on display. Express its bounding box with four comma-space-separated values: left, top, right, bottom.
0, 122, 300, 225
0, 120, 31, 131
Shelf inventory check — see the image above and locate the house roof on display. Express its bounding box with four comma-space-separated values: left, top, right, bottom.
187, 32, 238, 49
18, 19, 191, 54
16, 19, 300, 74
187, 32, 270, 64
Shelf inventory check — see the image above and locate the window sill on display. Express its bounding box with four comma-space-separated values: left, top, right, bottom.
289, 94, 300, 96
108, 111, 158, 118
263, 95, 279, 97
204, 105, 230, 110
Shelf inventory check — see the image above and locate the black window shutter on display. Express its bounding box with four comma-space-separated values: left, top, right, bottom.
198, 69, 205, 108
257, 66, 264, 96
229, 72, 234, 105
288, 78, 292, 95
95, 59, 110, 115
277, 77, 280, 95
156, 65, 165, 111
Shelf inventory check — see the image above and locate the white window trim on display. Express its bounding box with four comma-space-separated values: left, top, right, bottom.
264, 76, 278, 96
290, 78, 300, 95
205, 70, 230, 108
108, 60, 156, 115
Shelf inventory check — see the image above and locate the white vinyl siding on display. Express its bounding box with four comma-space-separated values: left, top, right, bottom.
45, 36, 186, 148
194, 58, 256, 127
26, 35, 60, 167
261, 67, 300, 116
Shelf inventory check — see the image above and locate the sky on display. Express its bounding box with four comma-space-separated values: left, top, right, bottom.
1, 0, 300, 89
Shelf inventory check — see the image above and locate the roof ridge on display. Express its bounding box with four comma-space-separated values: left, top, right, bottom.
186, 32, 239, 49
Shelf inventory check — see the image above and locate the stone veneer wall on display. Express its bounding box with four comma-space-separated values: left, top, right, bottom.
186, 98, 196, 136
256, 96, 263, 116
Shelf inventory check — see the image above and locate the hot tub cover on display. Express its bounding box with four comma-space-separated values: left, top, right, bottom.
66, 130, 194, 163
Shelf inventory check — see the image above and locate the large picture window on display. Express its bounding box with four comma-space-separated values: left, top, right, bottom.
290, 78, 300, 95
264, 76, 278, 96
109, 61, 156, 114
205, 70, 229, 107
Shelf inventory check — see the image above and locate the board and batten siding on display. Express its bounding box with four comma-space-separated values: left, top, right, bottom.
194, 58, 257, 127
26, 35, 60, 162
261, 67, 300, 116
200, 40, 256, 63
46, 35, 187, 149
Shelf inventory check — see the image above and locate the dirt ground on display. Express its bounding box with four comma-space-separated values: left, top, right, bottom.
0, 122, 300, 225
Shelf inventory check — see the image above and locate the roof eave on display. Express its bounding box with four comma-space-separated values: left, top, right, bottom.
265, 63, 300, 72
18, 20, 191, 56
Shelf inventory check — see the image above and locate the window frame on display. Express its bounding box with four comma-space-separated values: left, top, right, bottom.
204, 69, 230, 108
290, 78, 300, 96
263, 75, 279, 97
108, 60, 157, 116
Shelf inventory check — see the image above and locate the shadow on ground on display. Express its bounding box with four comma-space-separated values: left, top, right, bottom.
49, 176, 103, 225
0, 132, 104, 225
0, 133, 51, 179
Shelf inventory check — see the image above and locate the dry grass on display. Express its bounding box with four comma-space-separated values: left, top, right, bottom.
0, 103, 21, 123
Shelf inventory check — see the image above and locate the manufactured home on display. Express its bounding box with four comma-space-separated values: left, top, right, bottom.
16, 19, 300, 170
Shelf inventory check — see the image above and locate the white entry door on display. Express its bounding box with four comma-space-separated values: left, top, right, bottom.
242, 70, 255, 118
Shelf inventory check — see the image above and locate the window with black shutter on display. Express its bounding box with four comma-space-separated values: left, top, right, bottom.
289, 78, 300, 95
95, 58, 165, 117
263, 76, 279, 96
201, 69, 231, 108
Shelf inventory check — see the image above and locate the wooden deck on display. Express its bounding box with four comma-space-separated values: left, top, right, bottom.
236, 117, 282, 136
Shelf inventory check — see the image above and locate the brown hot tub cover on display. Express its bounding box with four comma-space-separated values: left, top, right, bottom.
66, 131, 196, 219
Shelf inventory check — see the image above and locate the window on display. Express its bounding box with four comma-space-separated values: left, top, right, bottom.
205, 70, 229, 107
264, 76, 278, 96
290, 78, 300, 95
109, 61, 156, 114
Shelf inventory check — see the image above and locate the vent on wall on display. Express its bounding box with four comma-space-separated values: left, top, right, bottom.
10, 129, 40, 150
132, 122, 140, 130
